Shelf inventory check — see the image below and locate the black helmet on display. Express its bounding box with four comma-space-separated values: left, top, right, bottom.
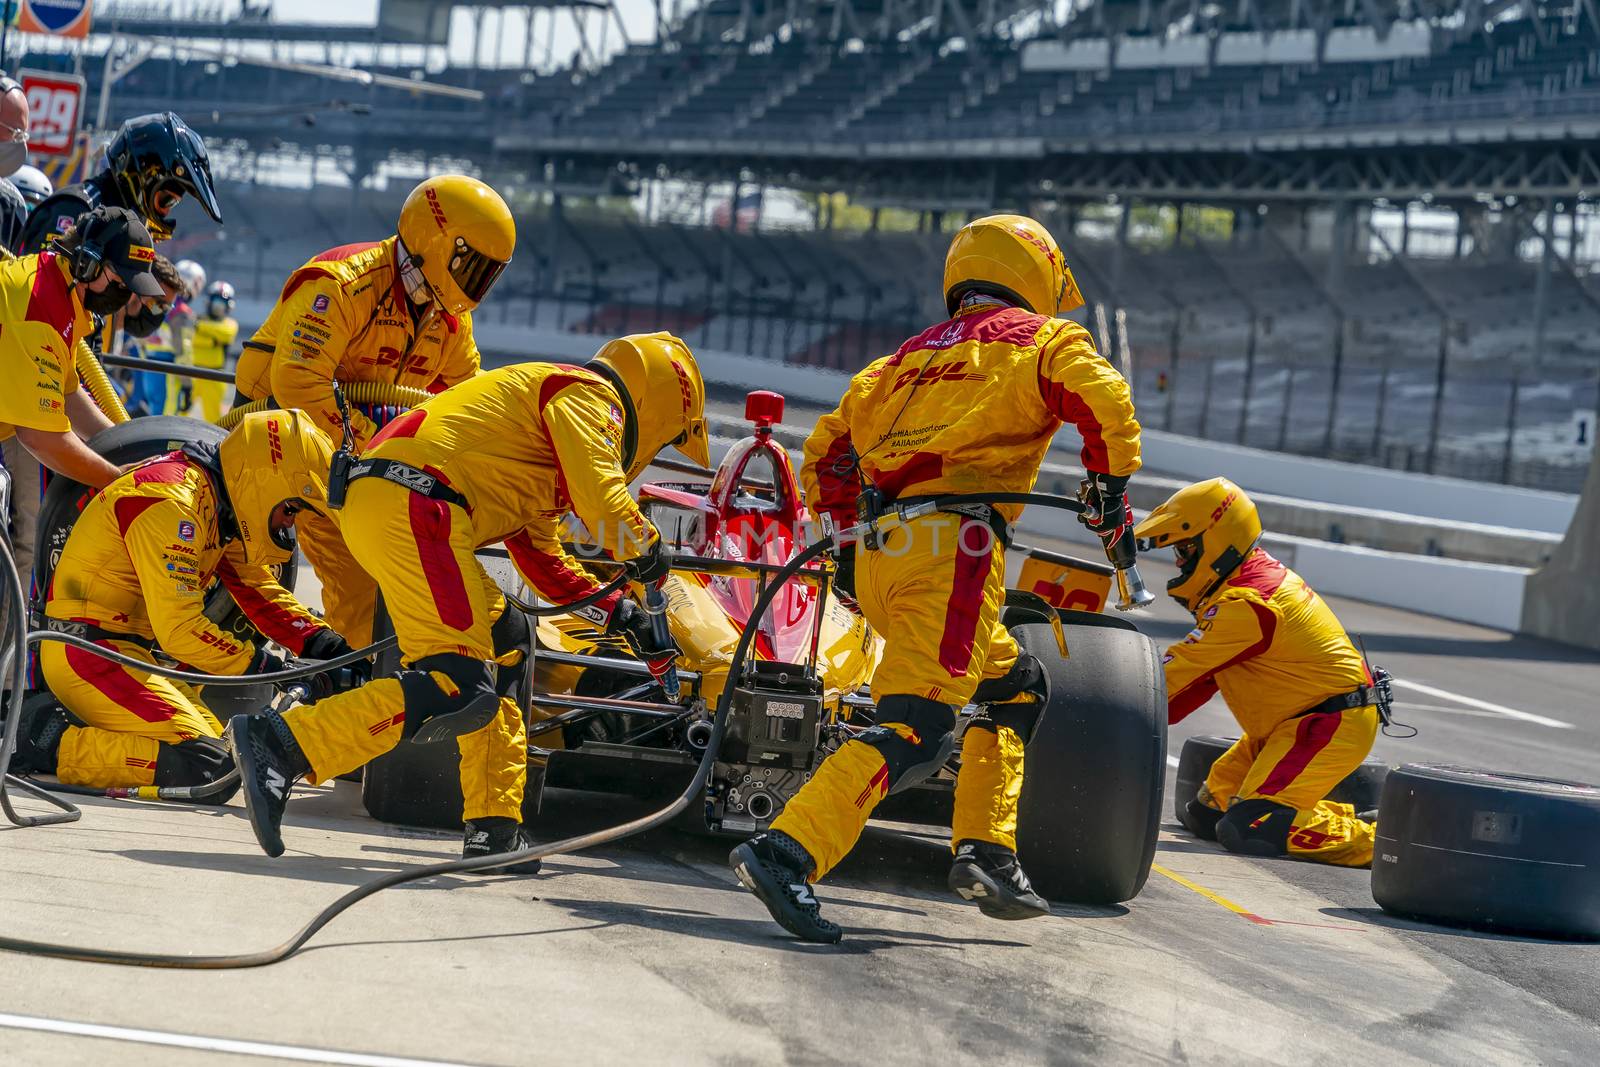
104, 112, 222, 240
0, 177, 26, 253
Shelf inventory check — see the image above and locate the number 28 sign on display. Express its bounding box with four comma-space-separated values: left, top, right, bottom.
19, 71, 86, 157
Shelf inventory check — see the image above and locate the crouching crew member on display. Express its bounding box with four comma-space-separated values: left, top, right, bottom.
731, 215, 1143, 942
14, 411, 353, 794
232, 175, 509, 649
1135, 478, 1379, 867
228, 337, 710, 871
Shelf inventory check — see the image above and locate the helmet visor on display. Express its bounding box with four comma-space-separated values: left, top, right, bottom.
448, 236, 508, 305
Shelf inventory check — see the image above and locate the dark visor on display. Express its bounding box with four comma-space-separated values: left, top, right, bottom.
449, 236, 509, 303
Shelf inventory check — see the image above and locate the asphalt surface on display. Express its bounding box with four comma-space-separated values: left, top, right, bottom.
2, 400, 1596, 1064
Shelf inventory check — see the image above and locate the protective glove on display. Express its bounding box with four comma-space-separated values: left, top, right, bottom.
1078, 473, 1131, 539
624, 532, 672, 587
831, 541, 860, 614
296, 627, 371, 696
609, 596, 680, 671
300, 627, 354, 663
248, 646, 287, 679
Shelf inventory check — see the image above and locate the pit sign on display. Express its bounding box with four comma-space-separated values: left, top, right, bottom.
18, 0, 94, 39
19, 70, 85, 157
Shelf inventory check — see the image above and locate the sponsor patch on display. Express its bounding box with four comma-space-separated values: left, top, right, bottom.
312, 294, 330, 314
1203, 605, 1219, 620
55, 214, 75, 233
178, 520, 195, 542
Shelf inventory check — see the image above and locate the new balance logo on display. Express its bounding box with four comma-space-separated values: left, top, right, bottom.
789, 884, 816, 906
265, 768, 288, 798
956, 882, 989, 901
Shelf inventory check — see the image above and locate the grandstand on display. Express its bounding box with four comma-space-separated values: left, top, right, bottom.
29, 0, 1598, 489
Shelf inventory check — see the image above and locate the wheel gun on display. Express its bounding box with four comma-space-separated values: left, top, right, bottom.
1078, 480, 1156, 611
643, 580, 681, 702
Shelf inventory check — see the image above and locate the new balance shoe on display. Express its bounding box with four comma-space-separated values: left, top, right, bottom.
949, 839, 1050, 920
730, 830, 841, 944
462, 817, 543, 875
226, 712, 306, 858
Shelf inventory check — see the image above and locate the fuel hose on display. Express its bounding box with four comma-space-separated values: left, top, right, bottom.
0, 492, 1107, 968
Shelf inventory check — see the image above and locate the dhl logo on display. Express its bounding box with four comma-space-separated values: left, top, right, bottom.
266, 418, 284, 464
128, 245, 156, 263
1211, 491, 1238, 522
1011, 224, 1056, 267
424, 187, 449, 231
198, 631, 244, 656
890, 360, 987, 393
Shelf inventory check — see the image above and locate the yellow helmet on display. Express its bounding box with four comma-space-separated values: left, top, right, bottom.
588, 333, 710, 480
1133, 477, 1262, 615
395, 174, 515, 317
218, 410, 337, 566
943, 214, 1085, 317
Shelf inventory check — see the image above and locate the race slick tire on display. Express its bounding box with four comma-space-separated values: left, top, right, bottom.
32, 418, 295, 714
1012, 612, 1166, 905
360, 589, 541, 831
1371, 763, 1600, 939
1172, 734, 1389, 835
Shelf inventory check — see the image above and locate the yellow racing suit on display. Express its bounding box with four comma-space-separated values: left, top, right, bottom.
278, 362, 656, 823
777, 300, 1142, 878
1166, 547, 1377, 866
190, 314, 237, 422
234, 237, 481, 646
41, 451, 330, 788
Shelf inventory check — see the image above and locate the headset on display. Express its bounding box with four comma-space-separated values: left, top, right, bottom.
53, 208, 118, 285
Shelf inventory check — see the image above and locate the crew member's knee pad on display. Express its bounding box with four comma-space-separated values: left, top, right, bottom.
859, 694, 956, 795
1215, 798, 1295, 857
154, 736, 235, 787
490, 605, 530, 697
970, 654, 1049, 743
12, 696, 70, 775
398, 653, 500, 744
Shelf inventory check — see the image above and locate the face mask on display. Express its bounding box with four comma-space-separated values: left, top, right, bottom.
0, 141, 25, 177
82, 280, 134, 317
124, 300, 169, 337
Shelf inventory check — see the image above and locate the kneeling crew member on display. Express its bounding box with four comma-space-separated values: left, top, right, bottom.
731, 214, 1142, 942
232, 175, 510, 649
1135, 478, 1378, 867
17, 411, 353, 793
228, 336, 710, 870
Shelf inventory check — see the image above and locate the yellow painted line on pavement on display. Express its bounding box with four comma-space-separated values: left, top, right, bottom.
1150, 863, 1273, 926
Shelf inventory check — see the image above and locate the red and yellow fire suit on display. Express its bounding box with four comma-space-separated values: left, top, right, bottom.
190, 314, 237, 422
41, 452, 330, 788
278, 362, 655, 822
0, 251, 91, 445
1167, 548, 1377, 866
779, 301, 1142, 878
234, 237, 482, 647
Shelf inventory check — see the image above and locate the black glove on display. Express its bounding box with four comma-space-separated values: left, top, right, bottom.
609, 597, 680, 661
248, 647, 287, 678
1078, 473, 1131, 538
300, 627, 354, 662
831, 541, 859, 614
624, 533, 672, 587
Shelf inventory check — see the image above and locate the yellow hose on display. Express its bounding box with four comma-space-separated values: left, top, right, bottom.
215, 381, 435, 431
76, 340, 132, 425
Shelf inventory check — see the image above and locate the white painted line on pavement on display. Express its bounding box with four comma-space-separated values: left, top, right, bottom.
0, 1012, 475, 1067
1166, 755, 1181, 769
1390, 679, 1573, 730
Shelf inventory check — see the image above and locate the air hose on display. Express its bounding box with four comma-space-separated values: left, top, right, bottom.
75, 341, 133, 425
0, 491, 1102, 968
216, 382, 434, 431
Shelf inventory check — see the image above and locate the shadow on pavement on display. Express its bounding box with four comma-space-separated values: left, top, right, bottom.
1320, 906, 1599, 945
542, 896, 1035, 955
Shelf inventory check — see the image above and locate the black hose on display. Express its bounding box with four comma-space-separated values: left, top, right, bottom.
0, 536, 838, 968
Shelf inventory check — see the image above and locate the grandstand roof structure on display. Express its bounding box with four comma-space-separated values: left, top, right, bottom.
31, 1, 1599, 205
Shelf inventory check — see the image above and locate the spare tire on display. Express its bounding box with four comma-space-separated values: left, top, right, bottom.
1172, 734, 1389, 834
1372, 763, 1600, 939
33, 417, 295, 714
1012, 619, 1166, 905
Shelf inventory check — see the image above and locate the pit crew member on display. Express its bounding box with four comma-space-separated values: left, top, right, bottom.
730, 215, 1142, 942
231, 174, 511, 648
1136, 478, 1378, 867
190, 280, 238, 422
228, 336, 710, 871
12, 410, 354, 793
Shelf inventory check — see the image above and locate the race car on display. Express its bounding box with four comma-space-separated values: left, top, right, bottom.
363, 390, 1170, 906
